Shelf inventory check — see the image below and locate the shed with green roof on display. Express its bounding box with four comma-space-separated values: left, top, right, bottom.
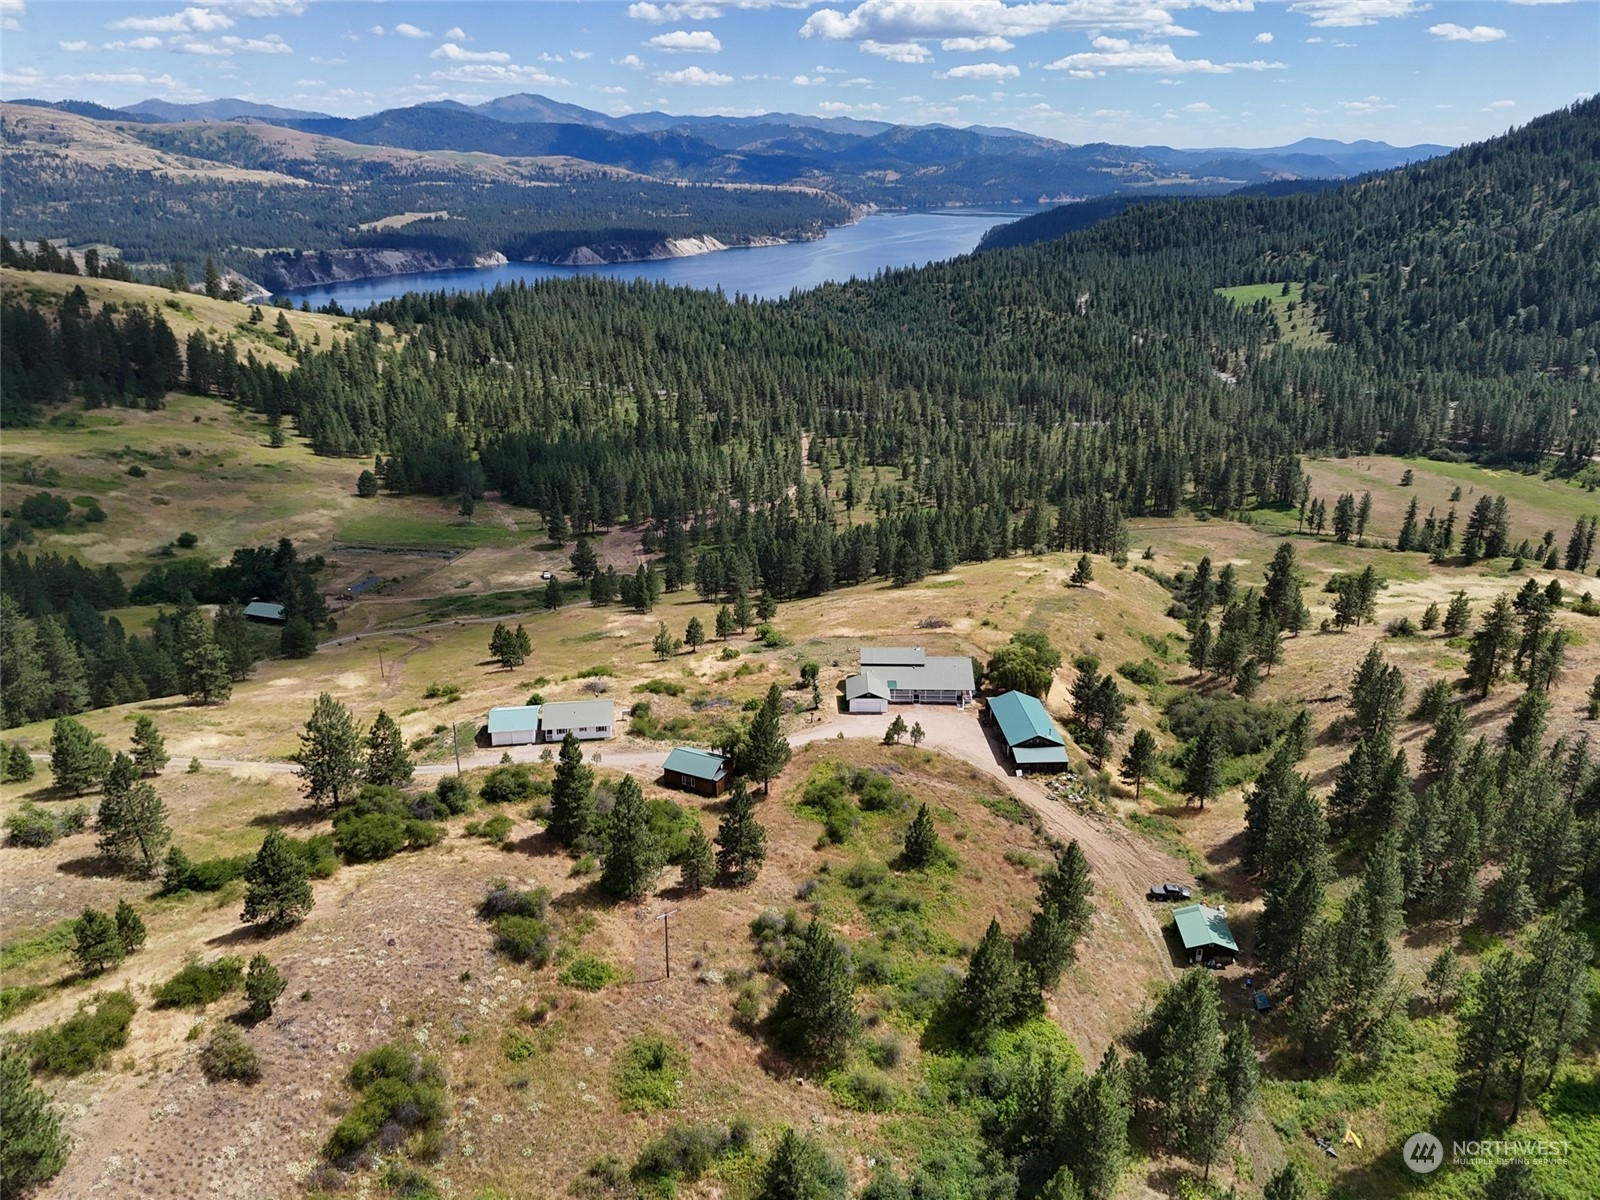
1171, 903, 1239, 964
986, 690, 1070, 772
661, 747, 732, 797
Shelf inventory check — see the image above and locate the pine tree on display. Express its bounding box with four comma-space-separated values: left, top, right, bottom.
962, 918, 1024, 1035
679, 826, 715, 892
1194, 1017, 1259, 1180
1187, 621, 1214, 676
114, 900, 146, 955
1022, 839, 1095, 989
741, 684, 791, 793
652, 622, 675, 660
715, 782, 767, 884
73, 907, 124, 973
0, 1047, 70, 1192
130, 715, 168, 776
245, 953, 286, 1021
1131, 968, 1223, 1151
684, 616, 705, 651
882, 714, 907, 745
1182, 726, 1222, 809
1443, 590, 1472, 635
548, 732, 595, 847
715, 604, 736, 640
1070, 1046, 1132, 1200
241, 829, 314, 930
569, 537, 598, 580
1262, 1164, 1309, 1200
600, 775, 664, 901
293, 693, 362, 811
901, 803, 940, 867
1119, 728, 1156, 798
1466, 594, 1519, 697
1483, 1161, 1542, 1200
6, 743, 36, 782
364, 709, 413, 786
49, 716, 110, 795
1070, 554, 1094, 586
734, 591, 754, 632
490, 622, 527, 669
756, 1128, 848, 1200
96, 777, 170, 877
1349, 644, 1406, 741
774, 919, 858, 1065
1263, 543, 1306, 636
909, 720, 925, 746
1588, 673, 1600, 720
543, 576, 564, 610
279, 615, 317, 659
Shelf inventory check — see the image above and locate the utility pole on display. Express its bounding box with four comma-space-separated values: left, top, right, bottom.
377, 646, 385, 681
452, 723, 462, 776
660, 909, 678, 979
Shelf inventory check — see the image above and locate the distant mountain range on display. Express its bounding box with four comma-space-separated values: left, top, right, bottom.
9, 93, 1450, 208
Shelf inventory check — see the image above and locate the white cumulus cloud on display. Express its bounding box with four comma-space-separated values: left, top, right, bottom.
618, 53, 646, 68
657, 65, 733, 85
1484, 98, 1517, 109
940, 61, 1019, 80
861, 39, 931, 62
1428, 23, 1507, 42
431, 43, 511, 63
429, 63, 565, 85
444, 26, 467, 40
105, 36, 164, 50
1288, 1, 1421, 28
110, 7, 234, 33
629, 1, 723, 20
804, 0, 1198, 42
648, 29, 722, 51
1254, 31, 1273, 43
59, 39, 90, 51
394, 23, 430, 38
1046, 36, 1284, 75
941, 35, 1012, 52
1, 0, 23, 34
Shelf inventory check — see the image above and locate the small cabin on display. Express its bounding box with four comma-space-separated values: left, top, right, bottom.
242, 600, 287, 624
661, 747, 732, 797
1172, 903, 1239, 965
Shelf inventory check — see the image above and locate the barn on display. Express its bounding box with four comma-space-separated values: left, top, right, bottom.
986, 690, 1071, 773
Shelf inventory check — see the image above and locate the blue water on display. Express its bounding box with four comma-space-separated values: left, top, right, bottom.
273, 207, 1035, 309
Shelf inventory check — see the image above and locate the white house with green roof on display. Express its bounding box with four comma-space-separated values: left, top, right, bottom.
844, 647, 976, 713
539, 699, 615, 743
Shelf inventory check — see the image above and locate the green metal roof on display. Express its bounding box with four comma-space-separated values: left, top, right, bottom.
846, 658, 975, 701
243, 601, 286, 621
1012, 745, 1071, 765
541, 700, 615, 728
1172, 904, 1238, 954
663, 747, 729, 781
988, 690, 1065, 749
487, 705, 540, 734
861, 647, 925, 667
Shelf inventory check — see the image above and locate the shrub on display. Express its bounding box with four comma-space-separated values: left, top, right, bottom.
152, 956, 245, 1008
160, 849, 253, 894
28, 991, 137, 1076
635, 679, 686, 697
332, 810, 408, 862
1116, 659, 1164, 687
433, 775, 474, 815
323, 1043, 447, 1163
494, 916, 555, 966
480, 765, 536, 806
475, 813, 514, 844
1163, 691, 1293, 757
478, 881, 549, 921
733, 982, 762, 1031
839, 1066, 898, 1112
631, 1121, 749, 1189
613, 1035, 688, 1113
559, 957, 619, 992
4, 803, 64, 848
1387, 615, 1418, 638
1411, 677, 1456, 722
199, 1024, 261, 1083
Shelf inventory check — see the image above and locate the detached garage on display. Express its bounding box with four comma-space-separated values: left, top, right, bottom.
487, 705, 541, 747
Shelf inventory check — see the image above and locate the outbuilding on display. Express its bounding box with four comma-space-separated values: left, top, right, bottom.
661, 747, 732, 797
243, 600, 287, 624
1172, 903, 1239, 965
487, 705, 541, 747
985, 689, 1070, 772
540, 699, 615, 743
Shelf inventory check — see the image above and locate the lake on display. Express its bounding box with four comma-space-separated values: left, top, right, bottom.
273, 206, 1036, 309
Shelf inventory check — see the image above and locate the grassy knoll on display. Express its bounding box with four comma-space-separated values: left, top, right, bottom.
1217, 281, 1330, 349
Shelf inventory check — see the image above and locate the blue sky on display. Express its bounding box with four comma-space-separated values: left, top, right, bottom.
2, 1, 1594, 147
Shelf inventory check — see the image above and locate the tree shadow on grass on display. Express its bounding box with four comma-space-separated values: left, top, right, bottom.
248, 802, 325, 829
54, 853, 124, 879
